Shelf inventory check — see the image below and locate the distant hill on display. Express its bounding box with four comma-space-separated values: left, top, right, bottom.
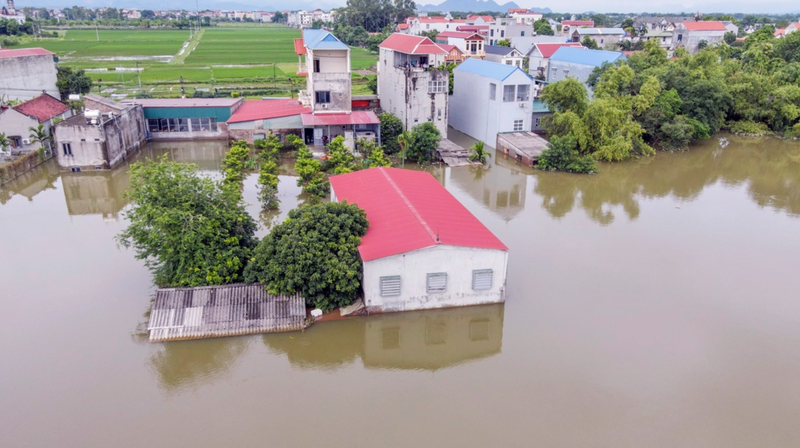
417, 0, 521, 13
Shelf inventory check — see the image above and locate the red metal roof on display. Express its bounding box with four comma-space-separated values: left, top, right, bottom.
681, 21, 727, 31
0, 48, 54, 59
562, 20, 594, 26
226, 99, 310, 123
12, 93, 69, 123
330, 167, 508, 261
438, 44, 460, 53
300, 111, 380, 126
508, 8, 528, 13
534, 42, 584, 58
467, 15, 494, 22
379, 34, 447, 54
456, 25, 489, 33
437, 31, 472, 39
397, 23, 409, 30
294, 38, 306, 55
417, 16, 450, 23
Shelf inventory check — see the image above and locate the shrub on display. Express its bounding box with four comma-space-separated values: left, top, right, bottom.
727, 120, 771, 136
537, 134, 597, 174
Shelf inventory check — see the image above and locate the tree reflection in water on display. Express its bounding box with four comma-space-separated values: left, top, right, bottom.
149, 337, 249, 392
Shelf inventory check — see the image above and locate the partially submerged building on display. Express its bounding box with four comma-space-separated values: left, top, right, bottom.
122, 98, 242, 140
0, 48, 60, 102
378, 34, 449, 137
449, 58, 534, 145
0, 93, 72, 154
329, 167, 508, 313
54, 95, 146, 171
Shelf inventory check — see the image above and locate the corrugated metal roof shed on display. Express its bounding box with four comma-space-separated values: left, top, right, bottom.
227, 99, 310, 123
0, 47, 53, 58
454, 57, 532, 82
549, 46, 627, 67
12, 93, 69, 123
329, 167, 508, 262
300, 111, 380, 126
123, 98, 242, 108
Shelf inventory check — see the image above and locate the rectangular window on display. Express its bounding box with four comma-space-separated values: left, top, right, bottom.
148, 118, 160, 132
506, 60, 512, 65
11, 136, 22, 148
503, 85, 515, 102
427, 80, 447, 94
535, 117, 541, 127
380, 276, 401, 297
472, 269, 493, 290
516, 85, 530, 101
62, 142, 72, 156
178, 118, 189, 132
208, 118, 218, 132
160, 118, 170, 132
500, 30, 505, 37
313, 59, 320, 73
521, 31, 525, 36
426, 273, 447, 294
489, 83, 496, 100
191, 118, 202, 132
490, 29, 494, 36
513, 120, 524, 131
677, 34, 683, 42
315, 91, 330, 104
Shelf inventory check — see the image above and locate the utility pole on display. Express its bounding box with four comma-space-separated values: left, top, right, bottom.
136, 61, 142, 94
95, 24, 99, 42
180, 76, 185, 98
98, 79, 102, 95
273, 63, 277, 90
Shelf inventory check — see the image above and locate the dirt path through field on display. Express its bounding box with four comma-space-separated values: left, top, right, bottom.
171, 29, 204, 65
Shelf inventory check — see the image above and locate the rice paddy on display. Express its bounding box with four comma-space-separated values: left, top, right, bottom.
14, 24, 378, 98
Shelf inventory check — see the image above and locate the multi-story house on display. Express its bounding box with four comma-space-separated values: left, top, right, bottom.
488, 16, 532, 45
570, 28, 626, 48
298, 29, 351, 114
508, 11, 542, 25
378, 34, 449, 137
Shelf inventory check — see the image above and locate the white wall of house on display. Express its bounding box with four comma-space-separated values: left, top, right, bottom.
306, 48, 351, 113
449, 67, 533, 145
488, 19, 532, 45
378, 47, 448, 136
672, 25, 726, 53
0, 109, 41, 153
547, 59, 598, 84
512, 35, 568, 56
484, 49, 524, 67
0, 54, 60, 101
361, 245, 508, 313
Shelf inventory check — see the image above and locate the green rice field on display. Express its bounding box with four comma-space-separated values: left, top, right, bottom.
14, 24, 378, 98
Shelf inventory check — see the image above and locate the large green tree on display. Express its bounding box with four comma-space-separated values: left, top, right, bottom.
533, 17, 554, 36
117, 157, 257, 287
378, 112, 403, 154
244, 202, 369, 311
56, 67, 92, 98
406, 122, 441, 163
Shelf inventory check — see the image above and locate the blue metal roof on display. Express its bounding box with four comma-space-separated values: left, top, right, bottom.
302, 29, 349, 50
454, 58, 532, 82
549, 47, 627, 67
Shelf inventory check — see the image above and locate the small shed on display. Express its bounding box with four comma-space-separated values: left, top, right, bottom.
496, 132, 549, 166
123, 98, 243, 140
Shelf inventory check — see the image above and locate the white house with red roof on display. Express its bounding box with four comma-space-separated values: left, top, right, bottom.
528, 42, 584, 76
0, 93, 72, 154
672, 21, 727, 53
378, 34, 450, 137
0, 48, 60, 102
329, 167, 508, 313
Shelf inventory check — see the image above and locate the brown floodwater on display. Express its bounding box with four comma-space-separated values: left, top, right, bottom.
1, 134, 799, 447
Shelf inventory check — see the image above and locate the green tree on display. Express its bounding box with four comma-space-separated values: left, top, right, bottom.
326, 136, 357, 174
537, 134, 597, 173
724, 31, 737, 45
221, 141, 251, 189
540, 77, 589, 115
406, 122, 440, 163
243, 202, 369, 311
0, 133, 9, 153
367, 75, 377, 94
581, 36, 599, 50
272, 11, 286, 23
28, 124, 53, 151
255, 135, 281, 209
533, 17, 554, 35
496, 39, 511, 47
56, 67, 92, 98
295, 143, 328, 200
468, 140, 491, 165
378, 112, 403, 154
117, 156, 257, 287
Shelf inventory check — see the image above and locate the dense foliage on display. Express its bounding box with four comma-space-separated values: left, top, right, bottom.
537, 135, 597, 173
56, 67, 92, 99
255, 135, 281, 209
244, 202, 369, 311
221, 140, 251, 189
468, 141, 491, 165
335, 0, 416, 33
117, 157, 257, 287
379, 112, 404, 154
404, 122, 441, 164
533, 18, 554, 36
294, 140, 329, 200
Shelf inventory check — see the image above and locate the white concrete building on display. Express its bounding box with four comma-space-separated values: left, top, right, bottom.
378, 34, 449, 137
449, 58, 534, 145
509, 11, 542, 25
488, 16, 533, 46
571, 28, 626, 48
0, 93, 72, 154
528, 42, 584, 77
0, 48, 60, 102
297, 29, 351, 114
510, 35, 570, 56
329, 167, 509, 313
672, 21, 727, 53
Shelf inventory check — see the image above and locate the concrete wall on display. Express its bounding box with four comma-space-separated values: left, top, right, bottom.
488, 20, 531, 45
449, 69, 533, 144
378, 48, 448, 137
547, 59, 597, 84
361, 245, 508, 313
484, 51, 524, 68
306, 48, 351, 113
0, 108, 41, 153
55, 105, 147, 170
672, 27, 725, 53
0, 54, 60, 101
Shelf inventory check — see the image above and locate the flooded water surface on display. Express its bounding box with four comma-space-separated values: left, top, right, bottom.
1, 135, 799, 447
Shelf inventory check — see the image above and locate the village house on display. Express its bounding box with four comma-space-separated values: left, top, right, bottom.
634, 16, 692, 33
403, 16, 467, 35
463, 33, 486, 58
547, 46, 627, 85
488, 16, 532, 45
435, 31, 473, 50
378, 34, 449, 137
783, 22, 800, 36
122, 98, 242, 141
527, 42, 584, 77
329, 167, 509, 313
457, 25, 490, 36
722, 21, 739, 36
571, 28, 626, 48
439, 44, 465, 64
672, 21, 727, 53
512, 34, 571, 56
643, 29, 673, 49
466, 14, 494, 25
0, 93, 72, 154
508, 10, 542, 26
483, 45, 525, 67
449, 58, 534, 145
54, 95, 146, 172
560, 20, 594, 35
0, 0, 24, 24
0, 48, 60, 102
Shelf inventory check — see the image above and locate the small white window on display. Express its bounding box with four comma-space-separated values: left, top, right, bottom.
513, 120, 524, 131
380, 276, 401, 297
489, 83, 496, 100
472, 269, 493, 290
428, 80, 447, 93
426, 273, 447, 294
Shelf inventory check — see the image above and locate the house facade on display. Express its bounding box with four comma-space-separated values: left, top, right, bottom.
464, 33, 486, 58
297, 29, 351, 114
488, 17, 532, 46
0, 93, 72, 154
0, 48, 60, 102
672, 21, 727, 53
547, 46, 627, 85
483, 45, 525, 67
378, 34, 449, 137
54, 95, 147, 171
449, 58, 534, 145
571, 28, 626, 48
329, 167, 509, 313
528, 42, 584, 77
509, 11, 542, 26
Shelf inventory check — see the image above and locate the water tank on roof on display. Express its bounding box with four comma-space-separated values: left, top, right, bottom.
85, 109, 101, 125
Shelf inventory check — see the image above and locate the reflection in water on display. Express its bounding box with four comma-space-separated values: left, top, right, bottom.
0, 159, 60, 205
149, 337, 249, 392
264, 304, 504, 371
62, 170, 129, 220
449, 164, 527, 221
